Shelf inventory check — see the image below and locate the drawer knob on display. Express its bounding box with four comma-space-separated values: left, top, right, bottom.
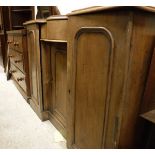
9, 70, 16, 74
9, 55, 14, 58
7, 40, 12, 44
14, 42, 19, 46
14, 60, 22, 63
17, 77, 24, 82
16, 42, 19, 46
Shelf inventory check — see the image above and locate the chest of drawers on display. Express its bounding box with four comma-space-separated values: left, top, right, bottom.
7, 29, 30, 101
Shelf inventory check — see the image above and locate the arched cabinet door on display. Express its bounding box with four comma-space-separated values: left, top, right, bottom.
27, 29, 41, 106
68, 27, 114, 149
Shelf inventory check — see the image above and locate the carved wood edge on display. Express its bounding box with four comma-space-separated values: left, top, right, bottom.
40, 39, 67, 43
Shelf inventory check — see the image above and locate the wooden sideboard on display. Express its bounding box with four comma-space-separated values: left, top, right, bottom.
3, 6, 155, 149
66, 6, 155, 148
7, 30, 30, 101
40, 16, 68, 138
23, 19, 48, 120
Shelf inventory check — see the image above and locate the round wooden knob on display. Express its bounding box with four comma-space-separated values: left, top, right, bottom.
15, 42, 19, 46
7, 40, 12, 44
9, 70, 16, 74
14, 60, 22, 63
14, 42, 19, 46
9, 55, 14, 58
17, 77, 24, 82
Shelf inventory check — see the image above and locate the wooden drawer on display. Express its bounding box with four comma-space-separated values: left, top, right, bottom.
13, 35, 23, 52
7, 35, 14, 49
46, 16, 68, 41
7, 29, 30, 100
10, 64, 26, 92
9, 49, 24, 72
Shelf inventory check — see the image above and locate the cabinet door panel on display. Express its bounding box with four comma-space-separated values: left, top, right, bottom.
50, 44, 67, 129
74, 28, 113, 148
27, 30, 39, 104
54, 51, 67, 124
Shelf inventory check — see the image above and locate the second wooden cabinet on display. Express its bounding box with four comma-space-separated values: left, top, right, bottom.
41, 16, 68, 138
24, 19, 48, 120
24, 16, 68, 138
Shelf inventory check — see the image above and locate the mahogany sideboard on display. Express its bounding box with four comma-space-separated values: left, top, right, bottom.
4, 6, 155, 149
66, 6, 155, 148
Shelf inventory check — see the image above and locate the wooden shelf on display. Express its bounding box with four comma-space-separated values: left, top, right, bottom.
40, 39, 67, 43
140, 109, 155, 124
12, 26, 24, 29
11, 9, 32, 12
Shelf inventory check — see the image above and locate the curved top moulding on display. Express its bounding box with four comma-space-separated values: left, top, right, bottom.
67, 6, 155, 16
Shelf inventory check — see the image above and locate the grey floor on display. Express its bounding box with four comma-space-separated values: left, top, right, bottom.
0, 65, 66, 149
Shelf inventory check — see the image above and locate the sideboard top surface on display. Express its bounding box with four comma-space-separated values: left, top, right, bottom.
23, 19, 46, 26
46, 15, 68, 21
68, 6, 155, 16
6, 29, 27, 35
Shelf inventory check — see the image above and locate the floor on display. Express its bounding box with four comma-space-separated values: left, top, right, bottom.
0, 64, 66, 149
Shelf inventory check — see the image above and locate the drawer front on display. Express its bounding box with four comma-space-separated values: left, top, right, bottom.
13, 35, 23, 52
7, 35, 14, 49
10, 64, 26, 92
9, 49, 24, 72
47, 19, 68, 40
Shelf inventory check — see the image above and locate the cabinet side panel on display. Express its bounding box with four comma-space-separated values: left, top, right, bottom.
119, 11, 155, 148
55, 51, 67, 124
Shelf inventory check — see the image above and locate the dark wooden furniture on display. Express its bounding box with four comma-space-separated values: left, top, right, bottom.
140, 48, 155, 122
0, 6, 10, 70
0, 33, 5, 67
23, 19, 48, 120
7, 30, 30, 101
135, 48, 155, 148
24, 16, 68, 138
36, 6, 60, 19
40, 16, 68, 138
0, 7, 3, 66
8, 6, 34, 30
67, 6, 155, 149
3, 6, 155, 149
0, 6, 34, 71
